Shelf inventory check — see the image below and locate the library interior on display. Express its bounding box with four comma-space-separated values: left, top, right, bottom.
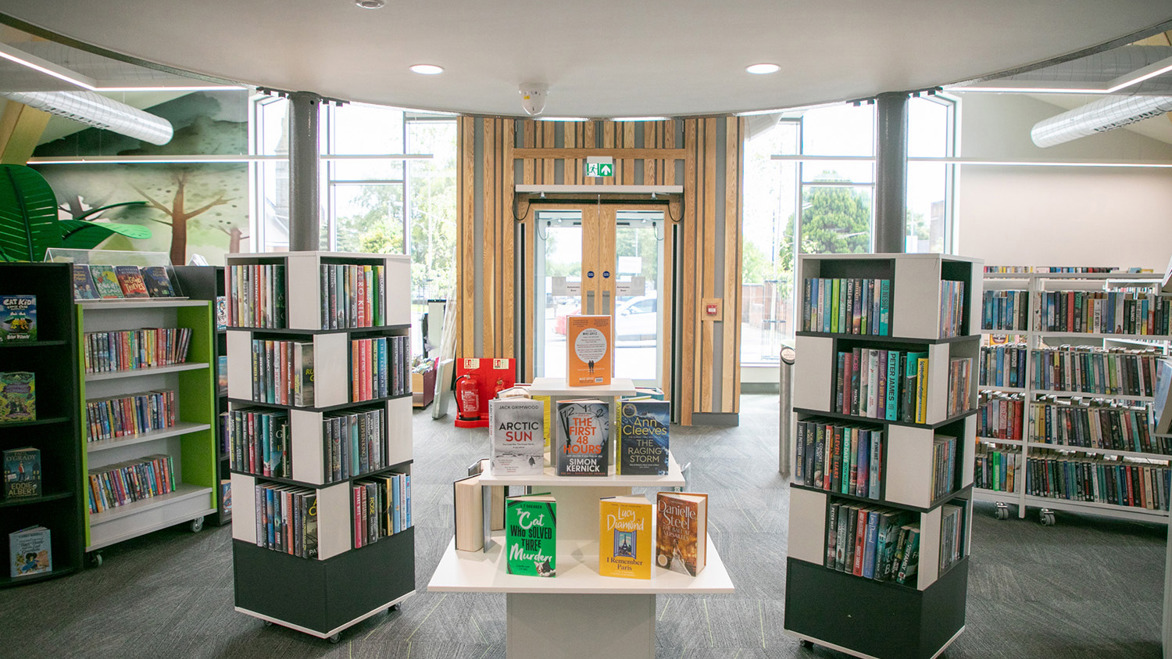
1, 3, 1172, 658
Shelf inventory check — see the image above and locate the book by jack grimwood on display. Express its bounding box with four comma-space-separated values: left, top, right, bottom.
490, 398, 544, 476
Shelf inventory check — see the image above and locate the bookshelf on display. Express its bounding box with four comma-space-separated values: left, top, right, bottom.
78, 297, 218, 560
785, 253, 981, 658
226, 252, 415, 643
428, 378, 734, 658
0, 263, 84, 587
978, 271, 1171, 525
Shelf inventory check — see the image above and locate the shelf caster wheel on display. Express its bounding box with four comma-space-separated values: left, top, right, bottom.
799, 639, 814, 649
328, 634, 341, 644
1040, 509, 1056, 526
89, 552, 103, 567
389, 603, 401, 612
995, 503, 1009, 520
263, 621, 273, 627
190, 516, 205, 533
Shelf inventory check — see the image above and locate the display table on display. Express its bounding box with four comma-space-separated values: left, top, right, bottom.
428, 451, 734, 658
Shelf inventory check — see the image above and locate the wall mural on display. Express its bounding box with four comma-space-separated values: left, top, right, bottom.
32, 91, 249, 265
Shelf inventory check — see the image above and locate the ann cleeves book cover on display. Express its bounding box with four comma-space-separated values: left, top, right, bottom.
619, 400, 670, 475
555, 399, 609, 476
599, 495, 653, 579
505, 493, 556, 577
0, 295, 36, 342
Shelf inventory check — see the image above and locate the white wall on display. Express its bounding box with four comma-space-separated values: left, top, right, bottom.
956, 93, 1172, 270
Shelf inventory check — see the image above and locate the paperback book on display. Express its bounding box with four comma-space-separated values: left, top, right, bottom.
656, 491, 708, 576
599, 495, 653, 579
0, 295, 36, 342
0, 371, 35, 422
142, 266, 176, 297
505, 493, 557, 577
566, 315, 612, 386
555, 399, 610, 476
9, 526, 51, 578
489, 398, 544, 476
89, 265, 124, 299
3, 447, 41, 499
114, 265, 150, 298
72, 264, 99, 300
453, 472, 486, 552
619, 399, 670, 475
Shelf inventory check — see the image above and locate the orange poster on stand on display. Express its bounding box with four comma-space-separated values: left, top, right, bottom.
566, 315, 612, 387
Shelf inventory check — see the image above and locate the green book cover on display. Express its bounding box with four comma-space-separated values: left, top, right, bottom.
506, 494, 557, 577
830, 279, 840, 334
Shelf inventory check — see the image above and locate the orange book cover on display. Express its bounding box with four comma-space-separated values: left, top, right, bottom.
566, 315, 612, 387
599, 495, 653, 579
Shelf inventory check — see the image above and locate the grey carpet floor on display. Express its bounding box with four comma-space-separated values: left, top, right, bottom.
0, 395, 1165, 658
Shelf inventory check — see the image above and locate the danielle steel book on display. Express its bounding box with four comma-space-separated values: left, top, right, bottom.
656, 491, 708, 576
490, 398, 544, 476
505, 493, 557, 577
555, 399, 609, 476
599, 495, 653, 579
619, 399, 670, 475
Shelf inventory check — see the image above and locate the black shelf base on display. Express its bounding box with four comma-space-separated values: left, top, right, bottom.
232, 527, 414, 636
783, 556, 968, 659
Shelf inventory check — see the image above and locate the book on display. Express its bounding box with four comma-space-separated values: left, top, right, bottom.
0, 371, 35, 422
72, 264, 99, 300
1154, 359, 1172, 434
221, 479, 232, 514
0, 295, 36, 342
489, 398, 544, 476
555, 399, 609, 476
3, 447, 41, 499
566, 315, 612, 386
141, 266, 176, 297
9, 526, 51, 578
619, 399, 670, 475
895, 524, 921, 585
656, 491, 708, 576
114, 265, 150, 298
469, 457, 506, 531
89, 265, 124, 299
505, 493, 556, 577
215, 296, 228, 330
599, 495, 653, 579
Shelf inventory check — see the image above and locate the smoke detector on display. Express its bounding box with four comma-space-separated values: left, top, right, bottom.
356, 0, 385, 8
519, 83, 548, 116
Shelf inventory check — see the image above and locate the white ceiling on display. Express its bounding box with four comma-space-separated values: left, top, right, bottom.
0, 1, 1170, 118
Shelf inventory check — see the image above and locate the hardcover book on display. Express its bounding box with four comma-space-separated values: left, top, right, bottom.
114, 265, 150, 298
89, 265, 124, 299
490, 398, 545, 475
505, 493, 557, 577
3, 447, 41, 499
599, 495, 653, 579
453, 472, 486, 552
72, 264, 99, 300
141, 266, 176, 297
619, 399, 670, 475
555, 399, 609, 476
0, 371, 35, 422
8, 526, 51, 578
656, 491, 708, 576
566, 315, 612, 386
0, 295, 35, 343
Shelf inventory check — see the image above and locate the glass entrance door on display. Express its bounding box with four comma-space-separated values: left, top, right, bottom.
613, 210, 664, 385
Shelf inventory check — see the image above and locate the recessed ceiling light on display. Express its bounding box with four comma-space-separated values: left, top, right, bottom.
746, 63, 780, 75
410, 64, 444, 75
612, 116, 670, 122
355, 0, 385, 8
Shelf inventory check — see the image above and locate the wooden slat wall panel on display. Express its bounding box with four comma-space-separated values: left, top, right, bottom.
460, 116, 476, 358
723, 117, 740, 413
543, 123, 556, 184
502, 119, 516, 359
523, 121, 534, 187
482, 118, 497, 356
584, 121, 595, 185
681, 119, 697, 426
623, 123, 636, 185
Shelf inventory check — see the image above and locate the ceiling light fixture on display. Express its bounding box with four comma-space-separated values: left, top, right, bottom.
0, 42, 96, 90
746, 63, 780, 75
355, 0, 385, 8
612, 116, 669, 122
537, 116, 589, 122
409, 64, 444, 75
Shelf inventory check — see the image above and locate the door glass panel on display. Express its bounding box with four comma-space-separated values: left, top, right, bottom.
614, 210, 663, 385
534, 210, 583, 379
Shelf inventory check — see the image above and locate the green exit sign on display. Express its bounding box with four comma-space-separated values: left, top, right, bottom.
585, 157, 614, 177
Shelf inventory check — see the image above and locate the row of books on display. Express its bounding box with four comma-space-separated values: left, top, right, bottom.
979, 344, 1028, 389
227, 408, 291, 479
352, 471, 412, 548
801, 277, 891, 336
1037, 290, 1172, 336
930, 435, 959, 502
1026, 451, 1170, 511
87, 454, 175, 514
977, 392, 1024, 440
835, 348, 929, 423
945, 358, 973, 418
1030, 398, 1164, 455
253, 482, 317, 559
981, 290, 1029, 331
249, 339, 314, 406
325, 407, 387, 482
974, 444, 1020, 493
984, 266, 1118, 274
794, 419, 884, 500
939, 280, 966, 339
938, 504, 964, 573
0, 371, 35, 423
320, 264, 389, 330
349, 336, 410, 403
1030, 346, 1158, 397
85, 390, 177, 443
73, 263, 176, 300
227, 263, 287, 329
0, 295, 36, 342
824, 503, 923, 586
82, 328, 192, 374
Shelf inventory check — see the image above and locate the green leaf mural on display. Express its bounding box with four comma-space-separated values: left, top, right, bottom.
0, 164, 60, 262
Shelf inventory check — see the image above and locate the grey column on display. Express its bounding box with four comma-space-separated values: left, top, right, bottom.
288, 91, 321, 251
873, 92, 908, 254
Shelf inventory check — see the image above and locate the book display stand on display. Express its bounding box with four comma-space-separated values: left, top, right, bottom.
785, 253, 981, 658
978, 271, 1171, 525
428, 377, 734, 659
226, 252, 415, 643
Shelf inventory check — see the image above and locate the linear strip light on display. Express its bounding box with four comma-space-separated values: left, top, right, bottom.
1105, 55, 1172, 93
770, 154, 1172, 168
537, 117, 590, 122
0, 42, 97, 90
27, 153, 434, 165
94, 85, 249, 93
945, 84, 1111, 94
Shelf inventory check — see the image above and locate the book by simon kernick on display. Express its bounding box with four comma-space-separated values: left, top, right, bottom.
555, 399, 609, 476
489, 398, 544, 475
599, 495, 653, 579
506, 493, 557, 577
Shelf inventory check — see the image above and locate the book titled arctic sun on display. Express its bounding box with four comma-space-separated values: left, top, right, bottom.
489, 398, 544, 476
505, 493, 557, 577
555, 399, 609, 476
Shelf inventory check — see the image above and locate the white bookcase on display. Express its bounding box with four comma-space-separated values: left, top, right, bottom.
226, 252, 415, 642
785, 253, 981, 659
977, 271, 1171, 525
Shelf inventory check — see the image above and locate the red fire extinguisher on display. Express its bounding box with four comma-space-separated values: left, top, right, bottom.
456, 374, 481, 421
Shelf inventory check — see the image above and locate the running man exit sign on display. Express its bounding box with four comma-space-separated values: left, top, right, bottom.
585, 156, 614, 177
